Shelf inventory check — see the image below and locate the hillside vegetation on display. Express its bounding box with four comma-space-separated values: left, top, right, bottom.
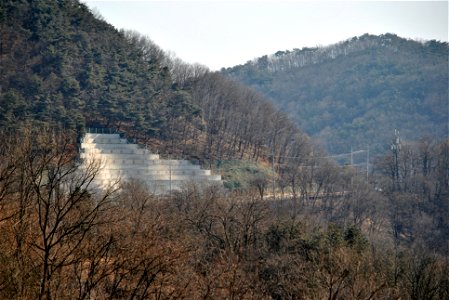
223, 34, 448, 155
1, 1, 449, 299
1, 0, 313, 167
1, 0, 175, 133
0, 128, 448, 299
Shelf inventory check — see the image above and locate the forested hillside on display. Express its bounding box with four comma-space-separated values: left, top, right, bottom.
223, 34, 448, 155
0, 128, 448, 299
1, 1, 449, 299
0, 0, 309, 164
0, 0, 195, 136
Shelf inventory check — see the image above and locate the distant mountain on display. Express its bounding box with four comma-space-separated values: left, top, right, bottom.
222, 34, 448, 155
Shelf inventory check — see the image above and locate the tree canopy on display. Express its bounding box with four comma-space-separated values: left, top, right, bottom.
0, 0, 309, 164
223, 33, 448, 155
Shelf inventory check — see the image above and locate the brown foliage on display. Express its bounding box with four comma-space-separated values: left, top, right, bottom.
0, 128, 447, 299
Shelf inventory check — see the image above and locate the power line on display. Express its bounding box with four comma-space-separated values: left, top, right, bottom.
276, 149, 367, 160
275, 147, 371, 180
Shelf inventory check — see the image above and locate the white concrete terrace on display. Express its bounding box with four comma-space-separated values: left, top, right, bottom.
80, 133, 222, 193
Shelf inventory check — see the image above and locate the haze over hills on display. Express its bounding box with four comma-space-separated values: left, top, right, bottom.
1, 1, 449, 298
222, 34, 449, 155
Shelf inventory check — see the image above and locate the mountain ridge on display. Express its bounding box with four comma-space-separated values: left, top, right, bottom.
222, 33, 448, 155
0, 0, 312, 165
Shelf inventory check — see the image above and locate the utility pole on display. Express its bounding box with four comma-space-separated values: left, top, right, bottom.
350, 146, 353, 166
391, 129, 401, 191
272, 146, 276, 201
169, 160, 172, 195
366, 145, 370, 181
350, 146, 354, 187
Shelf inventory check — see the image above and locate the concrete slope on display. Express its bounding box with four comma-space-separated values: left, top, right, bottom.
80, 133, 222, 193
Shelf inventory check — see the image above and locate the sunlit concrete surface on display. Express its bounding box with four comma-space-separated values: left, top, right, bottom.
80, 133, 221, 193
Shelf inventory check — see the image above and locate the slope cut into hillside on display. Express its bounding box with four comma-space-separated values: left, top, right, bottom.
80, 132, 222, 193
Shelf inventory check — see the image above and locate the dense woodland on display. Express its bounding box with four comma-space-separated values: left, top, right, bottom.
0, 127, 448, 299
0, 0, 308, 163
1, 0, 448, 299
223, 34, 448, 155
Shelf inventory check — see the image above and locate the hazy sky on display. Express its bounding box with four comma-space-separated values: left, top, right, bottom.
84, 1, 448, 70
